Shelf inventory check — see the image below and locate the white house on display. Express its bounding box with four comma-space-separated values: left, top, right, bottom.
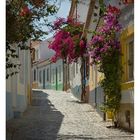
69, 0, 91, 102
32, 38, 66, 91
6, 40, 32, 120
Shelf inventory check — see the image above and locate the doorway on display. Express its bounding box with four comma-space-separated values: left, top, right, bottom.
43, 69, 45, 89
56, 67, 58, 90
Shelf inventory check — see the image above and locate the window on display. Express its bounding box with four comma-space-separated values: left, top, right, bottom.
34, 69, 36, 81
46, 68, 49, 82
128, 40, 134, 81
39, 71, 42, 83
59, 65, 61, 81
36, 49, 39, 60
52, 69, 55, 83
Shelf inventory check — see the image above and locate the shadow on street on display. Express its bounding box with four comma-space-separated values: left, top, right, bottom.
6, 90, 64, 140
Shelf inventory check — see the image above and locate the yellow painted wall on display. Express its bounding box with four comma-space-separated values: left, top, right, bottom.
120, 25, 134, 90
89, 64, 104, 91
88, 24, 134, 121
89, 65, 94, 90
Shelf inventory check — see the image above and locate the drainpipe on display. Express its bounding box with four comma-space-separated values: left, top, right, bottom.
63, 60, 64, 91
50, 62, 51, 89
95, 65, 97, 107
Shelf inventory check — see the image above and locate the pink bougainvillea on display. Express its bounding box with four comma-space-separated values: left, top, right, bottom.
49, 17, 87, 63
88, 5, 122, 64
53, 17, 66, 29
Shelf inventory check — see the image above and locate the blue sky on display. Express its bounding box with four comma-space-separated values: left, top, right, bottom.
45, 0, 71, 39
56, 0, 71, 18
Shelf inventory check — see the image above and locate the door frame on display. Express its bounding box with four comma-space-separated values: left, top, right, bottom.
43, 69, 45, 89
56, 67, 58, 90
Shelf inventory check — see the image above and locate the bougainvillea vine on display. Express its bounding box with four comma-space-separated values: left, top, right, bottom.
89, 5, 121, 64
49, 17, 87, 63
88, 4, 122, 126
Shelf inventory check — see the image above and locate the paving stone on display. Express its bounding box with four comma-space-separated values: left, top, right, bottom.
6, 89, 134, 140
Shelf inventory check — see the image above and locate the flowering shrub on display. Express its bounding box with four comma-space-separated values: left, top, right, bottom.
88, 5, 122, 124
49, 17, 87, 63
53, 18, 66, 29
89, 5, 121, 64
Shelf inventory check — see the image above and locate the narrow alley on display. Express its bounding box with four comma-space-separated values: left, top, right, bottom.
7, 90, 134, 140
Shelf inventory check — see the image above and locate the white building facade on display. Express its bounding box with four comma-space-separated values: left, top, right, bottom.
6, 41, 32, 120
32, 38, 64, 91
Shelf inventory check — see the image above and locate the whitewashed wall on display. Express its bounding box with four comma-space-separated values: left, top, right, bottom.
73, 0, 90, 22
6, 42, 31, 120
69, 0, 90, 100
39, 38, 55, 60
36, 59, 63, 90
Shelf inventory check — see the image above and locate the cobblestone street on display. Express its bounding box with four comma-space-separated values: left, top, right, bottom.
6, 90, 134, 140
